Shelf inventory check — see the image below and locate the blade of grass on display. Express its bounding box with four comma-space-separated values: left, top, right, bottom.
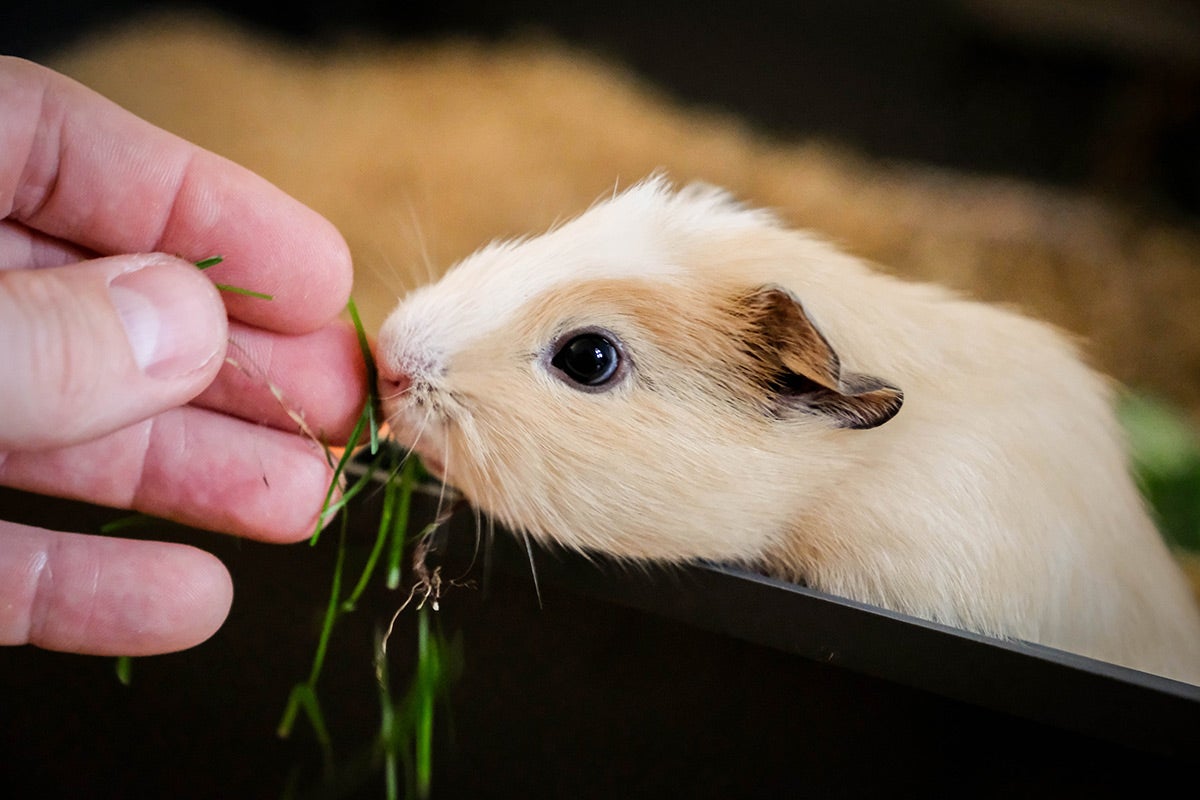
343, 455, 416, 612
346, 298, 380, 455
279, 513, 349, 749
386, 458, 418, 590
279, 684, 334, 781
414, 607, 435, 800
194, 256, 274, 300
315, 453, 388, 532
375, 630, 402, 800
307, 512, 349, 688
214, 283, 274, 300
281, 295, 458, 799
384, 605, 461, 800
311, 404, 373, 545
114, 655, 133, 686
98, 513, 156, 535
310, 299, 382, 545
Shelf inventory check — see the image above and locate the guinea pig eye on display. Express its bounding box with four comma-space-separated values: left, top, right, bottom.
550, 332, 622, 388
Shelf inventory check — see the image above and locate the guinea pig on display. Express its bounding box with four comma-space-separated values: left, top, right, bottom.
375, 176, 1200, 685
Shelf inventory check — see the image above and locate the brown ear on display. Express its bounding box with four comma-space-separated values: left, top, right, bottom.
737, 285, 903, 430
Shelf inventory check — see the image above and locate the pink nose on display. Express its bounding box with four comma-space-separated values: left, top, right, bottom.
378, 368, 412, 398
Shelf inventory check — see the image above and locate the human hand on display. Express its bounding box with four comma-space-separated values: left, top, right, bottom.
0, 57, 367, 656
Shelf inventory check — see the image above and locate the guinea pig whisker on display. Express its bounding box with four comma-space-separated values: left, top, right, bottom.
447, 503, 487, 586
429, 425, 454, 523
379, 383, 415, 404
379, 390, 404, 406
360, 246, 409, 297
523, 530, 544, 610
381, 404, 444, 509
484, 514, 495, 579
403, 197, 441, 288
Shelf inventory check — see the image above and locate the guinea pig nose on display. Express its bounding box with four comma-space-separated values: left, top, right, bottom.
378, 369, 413, 398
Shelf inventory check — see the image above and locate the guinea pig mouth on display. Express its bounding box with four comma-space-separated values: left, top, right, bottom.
399, 437, 447, 482
382, 419, 449, 482
416, 451, 447, 481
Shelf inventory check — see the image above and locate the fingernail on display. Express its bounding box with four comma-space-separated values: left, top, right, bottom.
109, 261, 224, 379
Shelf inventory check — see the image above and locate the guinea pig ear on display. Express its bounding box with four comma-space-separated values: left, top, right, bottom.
738, 285, 903, 430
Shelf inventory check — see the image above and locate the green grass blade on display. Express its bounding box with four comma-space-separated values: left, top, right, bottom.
214, 283, 274, 301
375, 631, 401, 800
415, 607, 435, 800
307, 514, 350, 687
195, 256, 273, 299
386, 459, 418, 590
114, 656, 133, 686
279, 296, 460, 798
277, 685, 334, 780
278, 512, 348, 781
316, 456, 387, 531
99, 513, 155, 535
311, 404, 372, 545
277, 685, 305, 739
342, 463, 398, 612
346, 297, 380, 455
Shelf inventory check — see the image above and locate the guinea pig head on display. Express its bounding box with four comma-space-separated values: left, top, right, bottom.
375, 179, 903, 567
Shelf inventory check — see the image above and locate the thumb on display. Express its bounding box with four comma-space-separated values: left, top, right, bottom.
0, 254, 228, 451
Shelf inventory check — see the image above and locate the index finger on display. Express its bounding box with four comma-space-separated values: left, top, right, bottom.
0, 56, 352, 334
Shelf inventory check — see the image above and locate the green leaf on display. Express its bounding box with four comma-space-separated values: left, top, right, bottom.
1119, 393, 1200, 476
99, 513, 155, 534
1118, 392, 1200, 552
347, 297, 381, 454
114, 656, 133, 686
386, 458, 418, 590
193, 255, 224, 270
194, 255, 273, 299
213, 283, 274, 301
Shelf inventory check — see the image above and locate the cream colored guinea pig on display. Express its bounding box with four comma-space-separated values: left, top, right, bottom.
376, 177, 1200, 685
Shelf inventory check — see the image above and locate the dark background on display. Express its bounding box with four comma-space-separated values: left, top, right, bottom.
4, 0, 1200, 223
1, 485, 1195, 799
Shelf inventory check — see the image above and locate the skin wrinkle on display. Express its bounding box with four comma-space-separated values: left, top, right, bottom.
6, 66, 67, 222
0, 221, 90, 270
8, 60, 190, 260
152, 148, 201, 255
26, 533, 54, 649
79, 537, 102, 651
0, 269, 62, 439
235, 326, 361, 439
228, 324, 277, 389
194, 323, 369, 439
80, 120, 191, 257
127, 411, 160, 514
5, 69, 55, 223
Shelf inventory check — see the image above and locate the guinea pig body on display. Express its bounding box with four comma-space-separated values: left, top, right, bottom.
376, 177, 1200, 684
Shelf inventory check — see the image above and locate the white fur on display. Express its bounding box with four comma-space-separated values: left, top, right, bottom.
377, 178, 1200, 684
377, 177, 766, 373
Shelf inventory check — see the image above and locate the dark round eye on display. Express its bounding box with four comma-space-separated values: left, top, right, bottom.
551, 333, 621, 387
